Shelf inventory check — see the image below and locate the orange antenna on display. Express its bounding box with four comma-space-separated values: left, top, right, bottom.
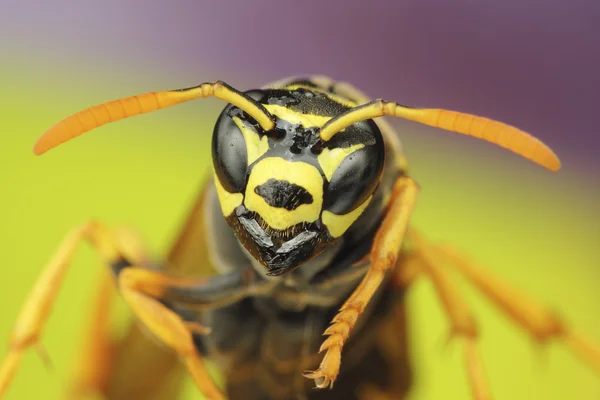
318, 100, 561, 172
33, 81, 275, 155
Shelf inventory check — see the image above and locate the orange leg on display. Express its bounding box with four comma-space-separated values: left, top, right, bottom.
64, 225, 149, 400
391, 250, 426, 289
428, 235, 600, 377
0, 221, 224, 400
409, 230, 491, 400
304, 175, 419, 388
117, 268, 225, 400
0, 221, 121, 398
64, 269, 117, 400
406, 227, 600, 398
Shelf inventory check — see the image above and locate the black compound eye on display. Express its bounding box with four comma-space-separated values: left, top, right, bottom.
324, 120, 385, 214
212, 106, 249, 193
211, 90, 269, 193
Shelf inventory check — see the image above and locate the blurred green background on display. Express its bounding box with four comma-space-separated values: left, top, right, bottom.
1, 1, 599, 399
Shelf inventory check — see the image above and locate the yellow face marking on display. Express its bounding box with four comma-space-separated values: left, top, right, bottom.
263, 104, 332, 128
322, 195, 373, 238
281, 84, 358, 108
245, 157, 323, 230
213, 171, 244, 217
317, 144, 365, 181
232, 116, 269, 165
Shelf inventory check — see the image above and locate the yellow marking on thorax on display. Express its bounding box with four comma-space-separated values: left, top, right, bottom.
232, 117, 269, 165
317, 144, 365, 181
322, 195, 373, 238
281, 84, 358, 108
213, 171, 244, 217
245, 158, 323, 230
263, 104, 332, 128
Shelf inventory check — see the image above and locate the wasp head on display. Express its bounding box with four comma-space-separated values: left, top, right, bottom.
212, 87, 385, 276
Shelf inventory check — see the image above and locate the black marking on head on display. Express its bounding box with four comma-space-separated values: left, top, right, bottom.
325, 120, 378, 149
260, 118, 324, 168
283, 78, 321, 89
245, 89, 298, 108
254, 178, 314, 211
248, 89, 350, 118
289, 125, 321, 154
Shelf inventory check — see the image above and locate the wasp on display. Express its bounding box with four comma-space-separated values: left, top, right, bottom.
0, 76, 598, 400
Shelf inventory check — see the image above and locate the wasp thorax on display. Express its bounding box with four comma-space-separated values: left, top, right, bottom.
211, 88, 385, 276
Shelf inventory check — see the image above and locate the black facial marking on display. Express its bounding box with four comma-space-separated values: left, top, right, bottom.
247, 88, 350, 118
284, 78, 321, 88
254, 179, 313, 211
325, 120, 378, 149
246, 118, 325, 169
289, 125, 320, 154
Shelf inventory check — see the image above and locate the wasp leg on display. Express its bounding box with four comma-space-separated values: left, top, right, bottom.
422, 234, 600, 377
304, 176, 419, 389
0, 221, 223, 400
0, 221, 140, 398
391, 251, 426, 289
64, 225, 152, 400
161, 265, 276, 309
408, 230, 491, 400
116, 268, 225, 400
100, 268, 262, 400
64, 269, 117, 400
98, 182, 213, 400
